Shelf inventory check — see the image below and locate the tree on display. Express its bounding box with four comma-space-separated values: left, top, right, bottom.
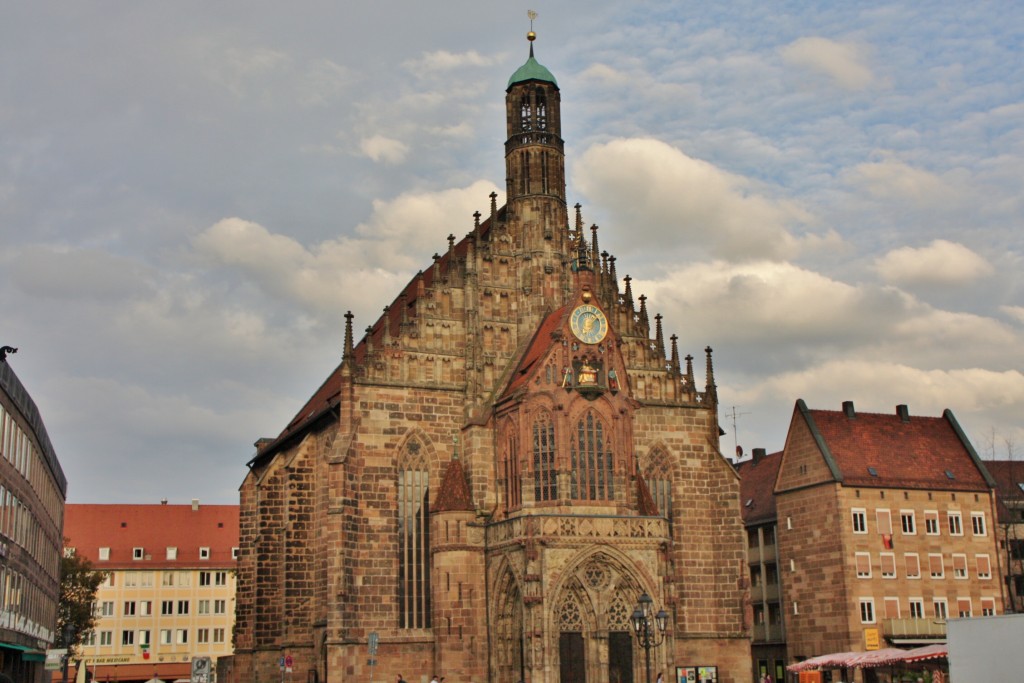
57, 547, 105, 654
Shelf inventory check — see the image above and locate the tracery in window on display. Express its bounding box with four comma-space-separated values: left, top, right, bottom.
533, 412, 557, 502
645, 448, 672, 519
504, 425, 521, 510
398, 438, 430, 628
571, 411, 613, 501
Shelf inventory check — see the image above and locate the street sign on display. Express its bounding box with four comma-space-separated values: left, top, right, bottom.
192, 655, 213, 683
45, 649, 66, 671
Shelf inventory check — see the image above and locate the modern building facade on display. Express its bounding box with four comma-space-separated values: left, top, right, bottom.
736, 449, 786, 683
232, 33, 752, 683
772, 400, 1004, 680
981, 459, 1024, 612
63, 502, 239, 683
0, 351, 67, 683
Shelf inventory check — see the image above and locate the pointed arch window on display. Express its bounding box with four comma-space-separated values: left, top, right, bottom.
398, 441, 430, 628
533, 413, 557, 501
520, 95, 532, 132
646, 450, 672, 520
535, 89, 547, 131
571, 411, 613, 500
504, 428, 521, 510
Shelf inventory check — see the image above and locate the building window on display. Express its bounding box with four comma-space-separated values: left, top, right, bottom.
398, 440, 430, 629
166, 547, 177, 560
900, 510, 916, 535
160, 629, 172, 645
123, 601, 136, 616
905, 553, 921, 579
140, 572, 153, 587
199, 571, 211, 587
852, 508, 867, 534
933, 599, 948, 620
876, 508, 892, 535
198, 600, 210, 615
929, 554, 945, 579
855, 552, 872, 578
533, 413, 557, 502
125, 572, 138, 587
100, 631, 112, 646
571, 411, 613, 501
883, 597, 901, 619
880, 553, 896, 579
213, 628, 225, 643
177, 600, 189, 615
232, 547, 239, 560
215, 571, 227, 586
81, 632, 96, 647
952, 554, 968, 579
214, 599, 226, 614
133, 547, 144, 560
100, 601, 114, 617
948, 512, 963, 536
176, 629, 189, 644
981, 597, 996, 616
197, 628, 210, 644
139, 630, 150, 646
162, 572, 174, 587
909, 599, 924, 619
98, 547, 110, 561
956, 598, 972, 618
139, 601, 152, 616
976, 554, 992, 579
161, 600, 174, 616
925, 510, 940, 535
971, 512, 987, 536
199, 546, 210, 560
121, 630, 134, 646
859, 599, 875, 624
503, 427, 520, 510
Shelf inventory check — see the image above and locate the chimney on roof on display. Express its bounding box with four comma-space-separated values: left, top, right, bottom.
896, 404, 910, 423
192, 498, 199, 511
842, 400, 856, 418
752, 448, 766, 464
160, 499, 168, 505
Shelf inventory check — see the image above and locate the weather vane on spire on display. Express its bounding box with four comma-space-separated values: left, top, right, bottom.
527, 10, 537, 42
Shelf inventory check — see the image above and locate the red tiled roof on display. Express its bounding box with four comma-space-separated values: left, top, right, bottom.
64, 503, 239, 568
804, 405, 990, 491
737, 451, 783, 525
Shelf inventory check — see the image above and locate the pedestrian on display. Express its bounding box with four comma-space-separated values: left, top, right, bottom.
656, 672, 663, 683
431, 676, 439, 683
397, 674, 406, 683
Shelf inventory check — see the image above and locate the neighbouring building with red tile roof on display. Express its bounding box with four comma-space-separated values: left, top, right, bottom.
980, 459, 1024, 612
231, 32, 752, 683
63, 501, 239, 683
0, 354, 67, 683
768, 399, 1004, 681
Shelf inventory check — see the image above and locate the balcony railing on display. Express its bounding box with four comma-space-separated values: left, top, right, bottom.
883, 618, 947, 639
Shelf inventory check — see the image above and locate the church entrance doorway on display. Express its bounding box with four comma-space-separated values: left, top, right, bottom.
608, 631, 634, 683
559, 632, 586, 683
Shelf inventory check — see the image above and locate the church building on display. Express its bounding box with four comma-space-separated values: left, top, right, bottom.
231, 31, 751, 683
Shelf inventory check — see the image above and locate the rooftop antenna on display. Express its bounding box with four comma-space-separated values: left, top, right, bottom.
726, 405, 750, 460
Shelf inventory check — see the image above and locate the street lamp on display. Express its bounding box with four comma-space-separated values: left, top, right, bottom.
61, 623, 76, 683
631, 593, 668, 683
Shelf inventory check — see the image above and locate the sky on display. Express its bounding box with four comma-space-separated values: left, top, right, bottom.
2, 2, 1022, 504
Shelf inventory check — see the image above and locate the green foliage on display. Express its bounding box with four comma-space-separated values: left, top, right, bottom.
57, 547, 105, 654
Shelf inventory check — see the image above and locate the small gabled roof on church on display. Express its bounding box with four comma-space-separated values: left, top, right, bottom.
433, 456, 474, 512
500, 303, 572, 398
796, 399, 994, 492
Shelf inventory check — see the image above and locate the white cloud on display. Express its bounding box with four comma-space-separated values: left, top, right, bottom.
1002, 305, 1024, 324
574, 138, 826, 261
360, 135, 410, 164
874, 240, 994, 286
845, 158, 961, 206
780, 37, 874, 91
403, 49, 496, 76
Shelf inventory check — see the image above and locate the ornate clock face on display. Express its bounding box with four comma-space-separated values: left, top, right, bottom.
570, 304, 609, 344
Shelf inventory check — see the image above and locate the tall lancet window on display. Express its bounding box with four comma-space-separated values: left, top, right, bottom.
504, 426, 521, 510
398, 439, 430, 628
536, 89, 547, 131
571, 411, 614, 500
645, 448, 672, 521
520, 95, 532, 132
533, 412, 557, 501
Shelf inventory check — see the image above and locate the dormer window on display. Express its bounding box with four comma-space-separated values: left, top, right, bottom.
166, 547, 177, 560
133, 547, 144, 560
99, 547, 110, 561
199, 547, 210, 560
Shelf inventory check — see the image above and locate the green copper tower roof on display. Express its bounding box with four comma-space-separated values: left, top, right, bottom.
507, 45, 558, 88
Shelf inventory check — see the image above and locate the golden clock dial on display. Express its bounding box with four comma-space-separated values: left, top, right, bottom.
570, 304, 609, 344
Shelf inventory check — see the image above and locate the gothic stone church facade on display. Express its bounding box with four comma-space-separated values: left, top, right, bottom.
232, 37, 751, 683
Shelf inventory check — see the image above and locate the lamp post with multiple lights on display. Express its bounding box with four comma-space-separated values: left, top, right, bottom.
631, 592, 669, 683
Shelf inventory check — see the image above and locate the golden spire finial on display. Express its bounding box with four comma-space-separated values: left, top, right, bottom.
527, 10, 537, 42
